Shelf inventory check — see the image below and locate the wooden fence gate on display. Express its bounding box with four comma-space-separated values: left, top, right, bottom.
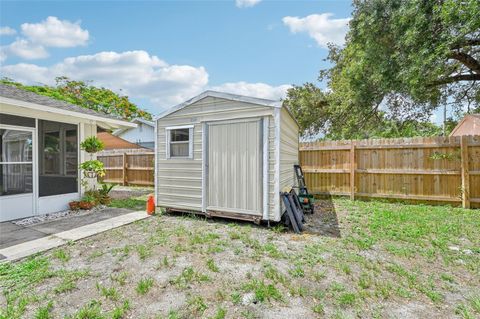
97, 152, 154, 187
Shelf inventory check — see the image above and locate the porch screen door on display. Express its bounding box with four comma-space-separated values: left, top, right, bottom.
0, 125, 35, 222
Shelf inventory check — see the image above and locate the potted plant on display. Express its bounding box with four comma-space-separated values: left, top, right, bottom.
80, 160, 106, 178
80, 136, 104, 153
69, 201, 81, 210
97, 183, 114, 205
79, 194, 96, 210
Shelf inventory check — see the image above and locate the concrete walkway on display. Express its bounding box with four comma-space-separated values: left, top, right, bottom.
0, 210, 150, 262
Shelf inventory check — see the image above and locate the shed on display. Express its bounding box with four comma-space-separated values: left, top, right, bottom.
449, 114, 480, 136
155, 91, 299, 223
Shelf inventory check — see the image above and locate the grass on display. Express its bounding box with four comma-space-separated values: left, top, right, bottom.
108, 197, 147, 210
242, 279, 283, 303
1, 198, 479, 318
136, 277, 154, 295
170, 267, 210, 289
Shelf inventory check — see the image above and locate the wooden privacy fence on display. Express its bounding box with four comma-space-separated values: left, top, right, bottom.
300, 135, 480, 208
97, 152, 154, 186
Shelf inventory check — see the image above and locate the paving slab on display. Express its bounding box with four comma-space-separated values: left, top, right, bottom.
28, 208, 133, 234
0, 211, 150, 262
0, 222, 48, 249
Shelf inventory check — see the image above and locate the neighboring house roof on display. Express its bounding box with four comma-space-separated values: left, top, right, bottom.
112, 117, 154, 136
0, 84, 136, 129
449, 114, 480, 136
156, 90, 284, 120
97, 132, 145, 150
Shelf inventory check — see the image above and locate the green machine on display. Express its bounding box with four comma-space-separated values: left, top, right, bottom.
293, 165, 315, 214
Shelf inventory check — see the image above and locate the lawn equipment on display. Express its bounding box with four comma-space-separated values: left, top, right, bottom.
293, 164, 315, 214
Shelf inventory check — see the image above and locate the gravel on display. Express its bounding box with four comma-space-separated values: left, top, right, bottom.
12, 205, 106, 226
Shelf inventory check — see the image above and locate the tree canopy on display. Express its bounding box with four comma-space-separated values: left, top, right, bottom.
284, 0, 479, 139
1, 77, 152, 121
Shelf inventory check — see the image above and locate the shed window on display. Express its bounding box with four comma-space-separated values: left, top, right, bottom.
166, 126, 193, 158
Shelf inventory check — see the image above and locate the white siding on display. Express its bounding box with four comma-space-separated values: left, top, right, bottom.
156, 96, 276, 215
279, 107, 299, 193
117, 123, 155, 146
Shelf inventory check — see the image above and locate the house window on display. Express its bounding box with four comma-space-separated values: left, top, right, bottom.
166, 126, 193, 158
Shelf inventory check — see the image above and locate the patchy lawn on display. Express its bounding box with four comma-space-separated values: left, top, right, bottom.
1, 199, 479, 318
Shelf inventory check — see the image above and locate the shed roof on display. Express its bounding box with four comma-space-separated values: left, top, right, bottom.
156, 90, 284, 120
0, 84, 135, 129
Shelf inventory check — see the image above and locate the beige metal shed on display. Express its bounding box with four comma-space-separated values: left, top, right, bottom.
155, 91, 299, 223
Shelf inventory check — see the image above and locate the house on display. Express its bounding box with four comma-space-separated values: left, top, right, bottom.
0, 84, 135, 222
155, 91, 299, 224
97, 131, 145, 150
113, 118, 155, 149
449, 114, 480, 136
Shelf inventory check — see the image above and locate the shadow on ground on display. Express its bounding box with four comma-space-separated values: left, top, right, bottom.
303, 196, 341, 238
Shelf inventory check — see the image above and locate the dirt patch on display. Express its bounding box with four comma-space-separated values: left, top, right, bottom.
1, 199, 479, 318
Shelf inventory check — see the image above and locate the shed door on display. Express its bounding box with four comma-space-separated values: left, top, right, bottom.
207, 119, 262, 216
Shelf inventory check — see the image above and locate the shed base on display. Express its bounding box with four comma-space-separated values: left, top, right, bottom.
163, 207, 262, 225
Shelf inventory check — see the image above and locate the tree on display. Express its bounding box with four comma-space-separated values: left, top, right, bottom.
285, 0, 479, 139
1, 77, 152, 120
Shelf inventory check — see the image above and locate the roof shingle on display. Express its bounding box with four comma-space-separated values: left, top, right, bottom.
0, 83, 122, 121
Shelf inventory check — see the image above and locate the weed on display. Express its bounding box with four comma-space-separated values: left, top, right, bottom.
66, 300, 104, 319
111, 300, 130, 319
440, 273, 455, 283
170, 267, 210, 288
263, 242, 283, 258
136, 277, 154, 295
469, 294, 480, 313
53, 249, 70, 262
110, 272, 128, 286
358, 273, 372, 289
187, 295, 208, 315
312, 303, 324, 315
313, 270, 326, 282
34, 301, 53, 319
136, 244, 152, 260
338, 292, 356, 306
288, 265, 305, 278
231, 292, 241, 305
263, 264, 287, 285
242, 279, 283, 303
206, 258, 219, 272
210, 307, 226, 319
96, 283, 119, 301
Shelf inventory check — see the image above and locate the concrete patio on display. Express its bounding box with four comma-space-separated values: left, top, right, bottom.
0, 208, 150, 262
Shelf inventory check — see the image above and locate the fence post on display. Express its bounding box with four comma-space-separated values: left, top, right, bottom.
350, 141, 356, 200
122, 153, 127, 186
460, 136, 470, 209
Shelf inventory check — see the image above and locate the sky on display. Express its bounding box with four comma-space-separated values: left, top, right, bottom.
0, 0, 353, 115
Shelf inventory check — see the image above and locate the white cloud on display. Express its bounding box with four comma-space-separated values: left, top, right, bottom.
2, 39, 49, 60
0, 50, 209, 109
282, 13, 350, 48
1, 17, 90, 62
211, 81, 291, 100
236, 0, 261, 8
0, 26, 17, 35
1, 50, 291, 112
21, 16, 89, 47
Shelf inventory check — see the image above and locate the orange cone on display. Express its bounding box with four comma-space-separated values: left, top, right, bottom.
146, 194, 155, 215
